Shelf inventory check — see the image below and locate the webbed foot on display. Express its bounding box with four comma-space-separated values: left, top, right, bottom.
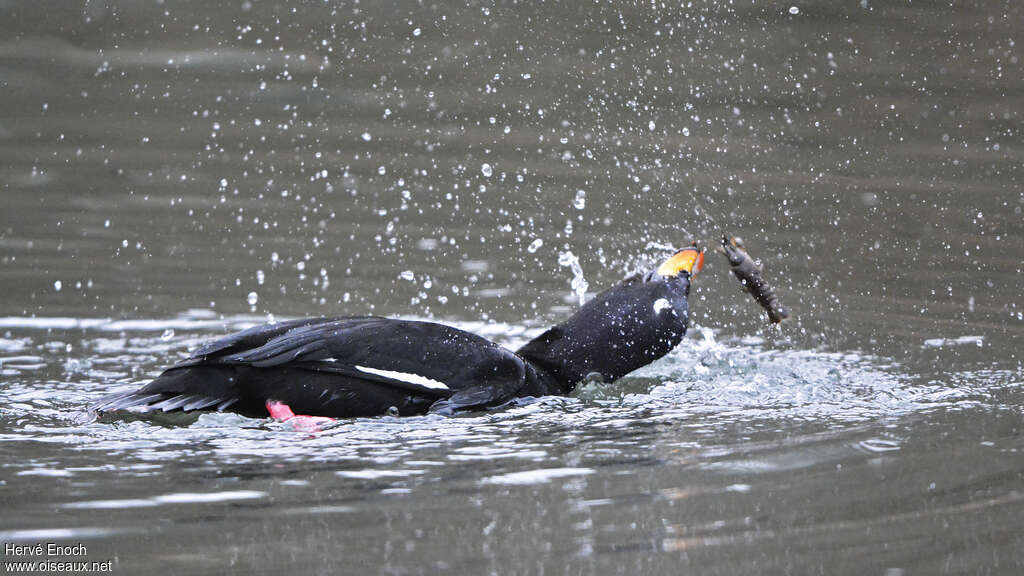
266, 400, 334, 432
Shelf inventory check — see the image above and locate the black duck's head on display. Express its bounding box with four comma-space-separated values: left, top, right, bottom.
517, 244, 704, 392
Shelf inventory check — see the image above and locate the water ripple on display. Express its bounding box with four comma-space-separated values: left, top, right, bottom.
0, 315, 1019, 480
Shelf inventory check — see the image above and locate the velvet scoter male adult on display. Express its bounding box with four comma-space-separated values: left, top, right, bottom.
92, 245, 704, 420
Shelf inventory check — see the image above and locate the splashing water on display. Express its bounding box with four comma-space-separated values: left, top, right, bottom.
557, 250, 589, 306
1, 311, 1020, 576
572, 190, 586, 210
0, 314, 1013, 457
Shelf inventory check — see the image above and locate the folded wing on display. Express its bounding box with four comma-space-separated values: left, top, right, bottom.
92, 317, 529, 417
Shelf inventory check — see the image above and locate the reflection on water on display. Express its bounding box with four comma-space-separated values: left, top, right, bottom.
1, 0, 1023, 573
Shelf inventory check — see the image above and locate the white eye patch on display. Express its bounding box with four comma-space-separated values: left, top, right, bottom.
653, 298, 673, 314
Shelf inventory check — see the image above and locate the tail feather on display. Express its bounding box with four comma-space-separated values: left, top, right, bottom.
150, 394, 206, 412
182, 395, 226, 411
91, 391, 168, 413
91, 390, 234, 414
91, 365, 243, 415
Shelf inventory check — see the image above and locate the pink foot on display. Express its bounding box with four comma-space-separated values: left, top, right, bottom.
266, 400, 334, 432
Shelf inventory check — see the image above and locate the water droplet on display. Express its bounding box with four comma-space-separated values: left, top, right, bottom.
481, 163, 493, 177
789, 5, 800, 14
412, 27, 421, 37
527, 238, 544, 253
53, 280, 62, 292
361, 132, 372, 142
161, 329, 175, 341
399, 270, 415, 281
573, 190, 586, 210
558, 251, 589, 306
256, 270, 265, 285
247, 291, 258, 305
648, 120, 656, 131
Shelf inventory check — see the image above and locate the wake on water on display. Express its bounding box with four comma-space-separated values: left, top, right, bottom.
1, 312, 1016, 468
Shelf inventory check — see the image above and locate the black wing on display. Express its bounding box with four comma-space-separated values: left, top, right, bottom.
92, 317, 530, 417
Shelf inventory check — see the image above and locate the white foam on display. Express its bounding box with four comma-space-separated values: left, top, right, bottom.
335, 469, 424, 479
355, 365, 449, 390
150, 490, 267, 504
923, 335, 985, 348
0, 355, 45, 364
17, 468, 73, 477
0, 314, 539, 343
60, 499, 160, 510
0, 528, 122, 542
482, 467, 594, 486
0, 316, 252, 332
60, 490, 267, 509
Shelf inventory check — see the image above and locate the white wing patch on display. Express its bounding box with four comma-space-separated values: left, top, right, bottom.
653, 298, 673, 314
355, 365, 450, 390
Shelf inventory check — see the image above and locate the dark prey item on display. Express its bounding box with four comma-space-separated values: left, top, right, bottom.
721, 235, 791, 324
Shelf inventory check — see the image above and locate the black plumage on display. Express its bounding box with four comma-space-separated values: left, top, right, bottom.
92, 249, 700, 418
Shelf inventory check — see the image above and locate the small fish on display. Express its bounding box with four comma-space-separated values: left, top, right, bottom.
721, 235, 791, 324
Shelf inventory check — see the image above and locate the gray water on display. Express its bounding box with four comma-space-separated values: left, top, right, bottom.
1, 0, 1023, 574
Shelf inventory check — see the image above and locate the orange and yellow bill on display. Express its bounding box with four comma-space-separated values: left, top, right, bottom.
657, 247, 704, 277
